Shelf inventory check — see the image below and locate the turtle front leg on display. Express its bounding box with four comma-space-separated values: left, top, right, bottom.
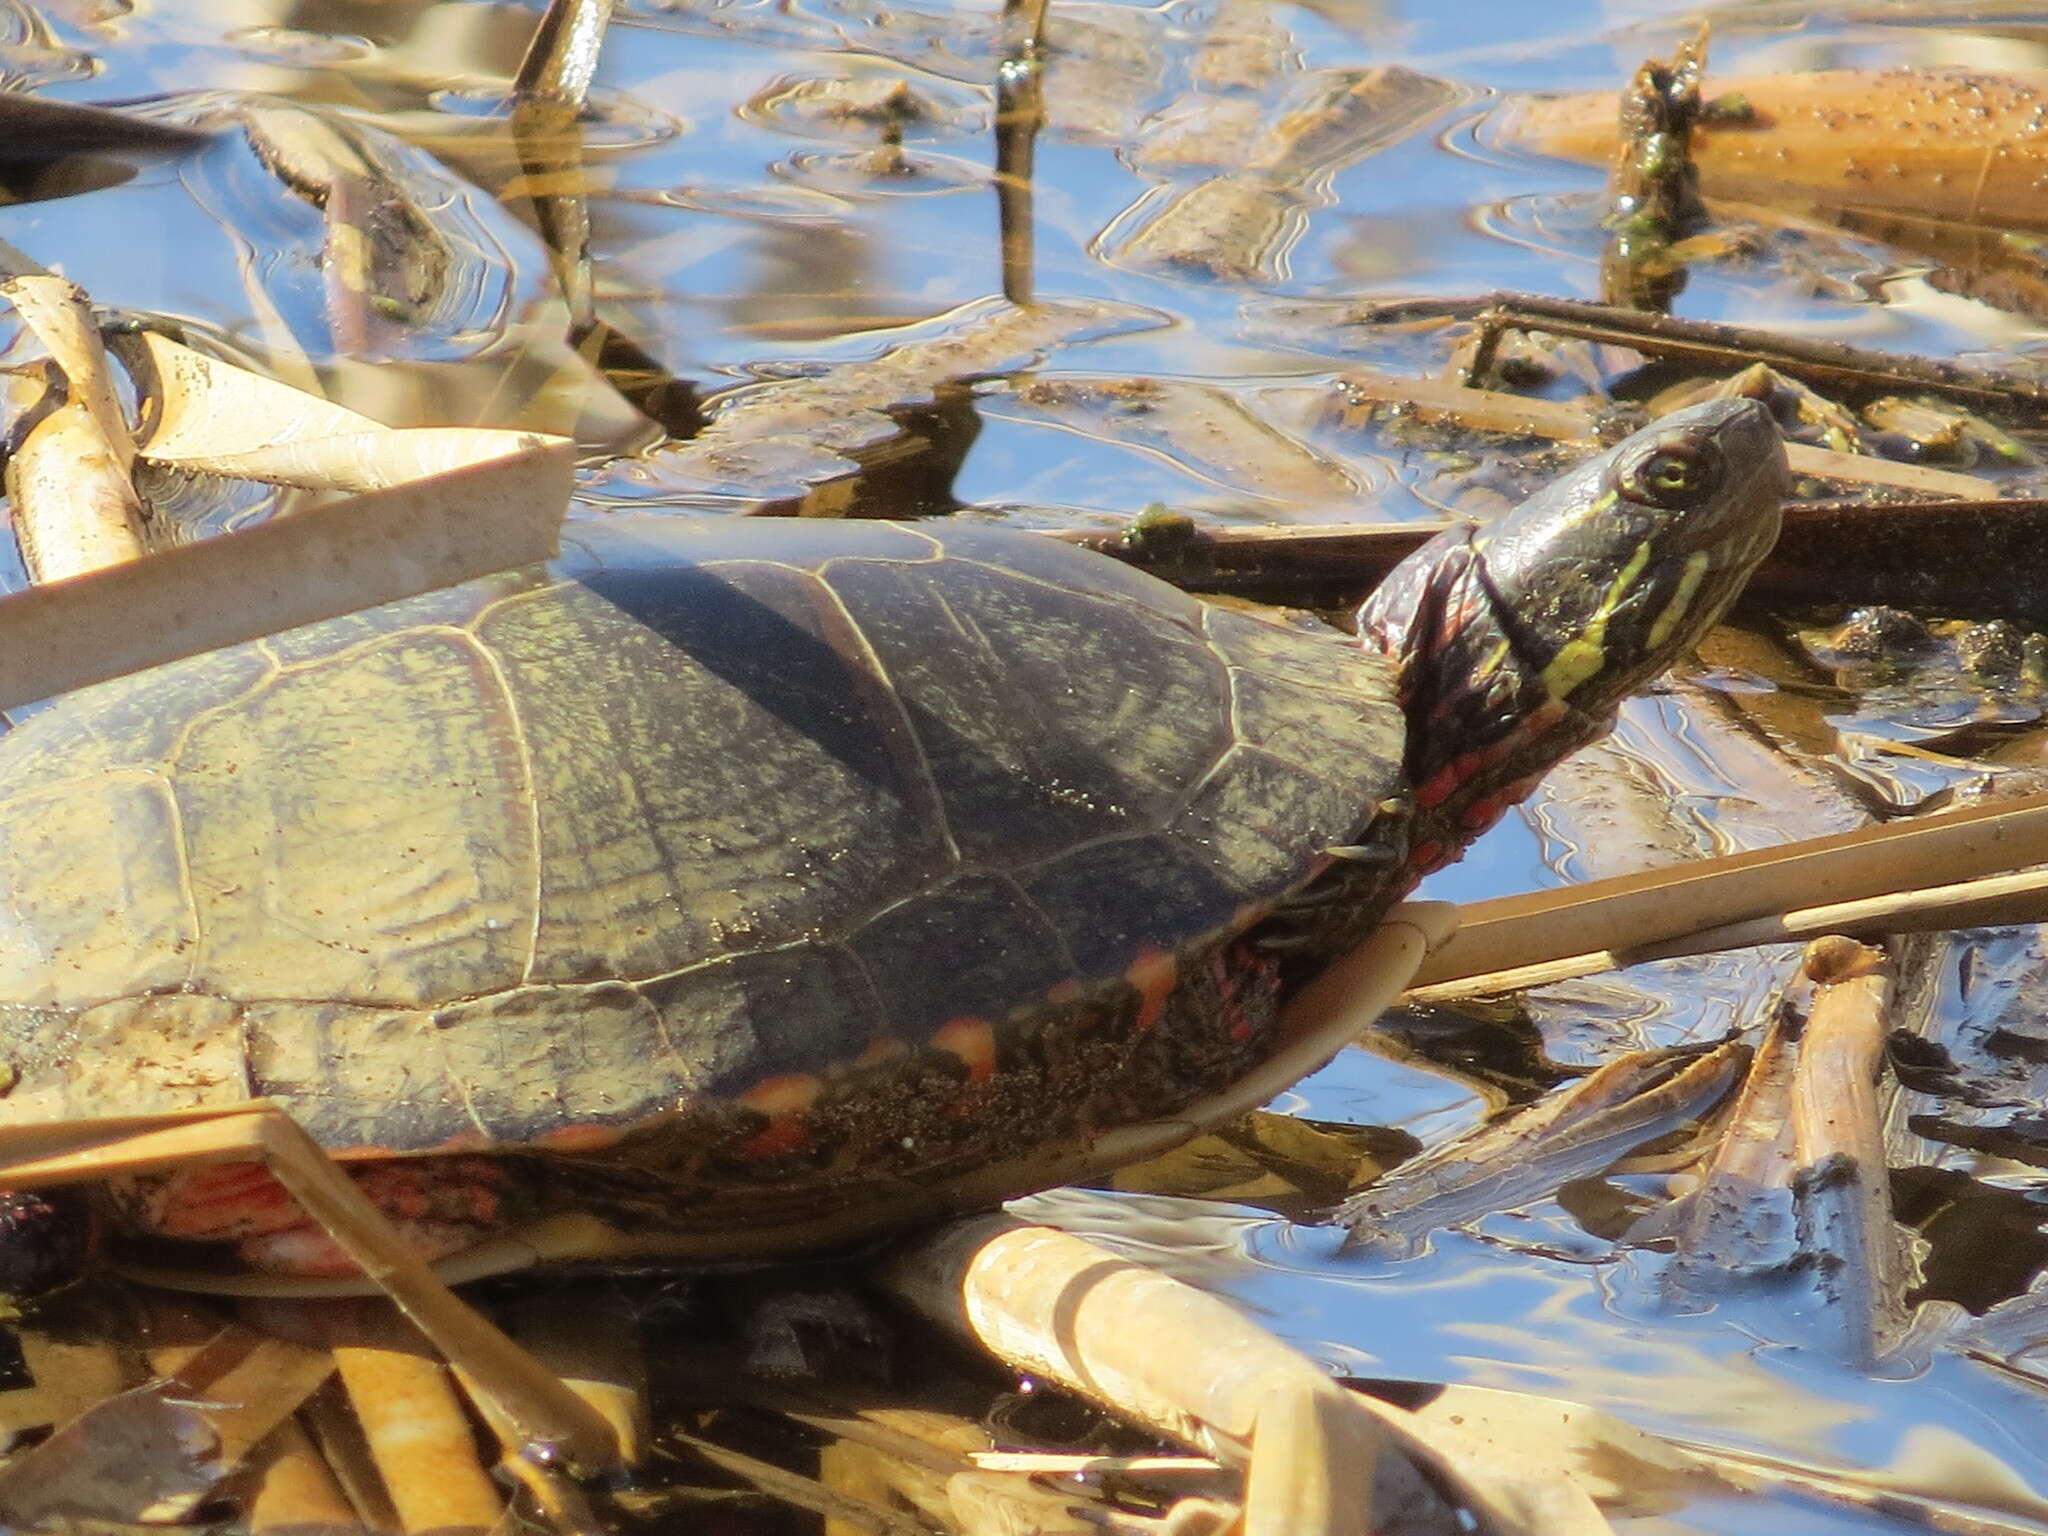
0, 1100, 622, 1475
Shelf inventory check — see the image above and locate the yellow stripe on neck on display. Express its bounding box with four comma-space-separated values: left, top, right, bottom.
1539, 538, 1652, 702
1646, 551, 1710, 653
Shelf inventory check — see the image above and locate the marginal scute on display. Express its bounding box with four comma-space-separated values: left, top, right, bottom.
1173, 745, 1382, 894
65, 995, 246, 1116
637, 943, 888, 1098
430, 983, 681, 1146
1021, 833, 1246, 981
846, 872, 1076, 1041
246, 1000, 458, 1151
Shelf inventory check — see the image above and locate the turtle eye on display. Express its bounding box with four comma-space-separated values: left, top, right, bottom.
1618, 438, 1722, 510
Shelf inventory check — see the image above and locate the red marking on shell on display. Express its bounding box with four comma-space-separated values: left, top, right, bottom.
1047, 979, 1083, 1006
740, 1075, 822, 1115
737, 1074, 822, 1159
858, 1036, 909, 1066
140, 1156, 512, 1271
1125, 947, 1178, 1033
353, 1159, 508, 1225
148, 1162, 299, 1238
535, 1122, 625, 1153
738, 1120, 811, 1159
1210, 948, 1257, 1042
933, 1017, 998, 1086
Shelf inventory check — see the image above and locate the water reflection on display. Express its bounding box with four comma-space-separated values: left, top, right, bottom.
14, 1, 2048, 1530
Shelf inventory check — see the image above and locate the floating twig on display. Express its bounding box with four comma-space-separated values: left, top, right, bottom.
292, 1298, 507, 1536
1416, 863, 2048, 1002
239, 1414, 365, 1536
1334, 292, 2048, 411
1337, 1040, 1747, 1256
1323, 372, 1993, 495
511, 0, 613, 110
1632, 939, 1914, 1367
994, 0, 1051, 305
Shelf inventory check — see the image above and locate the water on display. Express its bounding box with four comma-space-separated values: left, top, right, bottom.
11, 1, 2048, 1531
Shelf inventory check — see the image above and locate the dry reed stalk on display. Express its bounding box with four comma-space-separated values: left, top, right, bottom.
883, 1217, 1607, 1535
4, 273, 136, 470
2, 272, 149, 580
1414, 856, 2048, 1001
0, 440, 572, 713
5, 388, 150, 581
1645, 940, 1911, 1365
1412, 791, 2048, 992
1336, 1040, 1747, 1255
501, 1290, 649, 1466
668, 1425, 933, 1535
298, 1380, 407, 1534
0, 1308, 331, 1523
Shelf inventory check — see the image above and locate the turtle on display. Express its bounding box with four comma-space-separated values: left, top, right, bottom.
0, 396, 1786, 1467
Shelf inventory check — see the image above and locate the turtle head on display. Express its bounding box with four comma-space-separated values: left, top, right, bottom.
1359, 396, 1787, 881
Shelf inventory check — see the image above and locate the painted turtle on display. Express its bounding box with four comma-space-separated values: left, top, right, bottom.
0, 397, 1784, 1461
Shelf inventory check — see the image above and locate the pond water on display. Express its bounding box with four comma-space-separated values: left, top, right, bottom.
11, 1, 2048, 1532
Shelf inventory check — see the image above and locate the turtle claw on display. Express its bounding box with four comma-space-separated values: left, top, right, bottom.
1325, 843, 1399, 866
1252, 932, 1319, 956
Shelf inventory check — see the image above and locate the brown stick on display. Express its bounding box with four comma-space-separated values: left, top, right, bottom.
1411, 791, 2048, 990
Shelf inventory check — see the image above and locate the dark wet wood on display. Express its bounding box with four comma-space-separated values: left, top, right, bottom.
1061, 497, 2048, 625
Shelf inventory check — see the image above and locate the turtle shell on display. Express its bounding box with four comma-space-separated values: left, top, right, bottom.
0, 515, 1405, 1222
